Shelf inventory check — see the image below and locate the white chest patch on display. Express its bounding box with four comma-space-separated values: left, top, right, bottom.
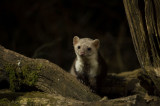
75, 60, 84, 73
89, 60, 98, 78
75, 57, 99, 78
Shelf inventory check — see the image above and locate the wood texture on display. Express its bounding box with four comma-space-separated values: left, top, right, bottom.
0, 45, 148, 100
123, 0, 160, 96
0, 45, 160, 105
1, 90, 160, 106
0, 45, 100, 101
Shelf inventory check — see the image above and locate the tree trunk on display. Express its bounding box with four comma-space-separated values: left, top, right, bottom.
123, 0, 160, 96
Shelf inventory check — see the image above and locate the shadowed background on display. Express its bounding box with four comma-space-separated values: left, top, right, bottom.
0, 0, 139, 72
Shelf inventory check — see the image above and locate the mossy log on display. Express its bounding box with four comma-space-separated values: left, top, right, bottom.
1, 45, 160, 105
0, 45, 145, 99
0, 45, 100, 101
0, 89, 160, 106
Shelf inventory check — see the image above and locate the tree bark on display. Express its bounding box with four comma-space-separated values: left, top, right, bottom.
0, 44, 146, 99
0, 45, 100, 101
1, 89, 160, 106
1, 45, 160, 105
123, 0, 160, 96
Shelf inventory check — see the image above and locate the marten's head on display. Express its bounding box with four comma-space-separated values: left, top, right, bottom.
73, 36, 100, 58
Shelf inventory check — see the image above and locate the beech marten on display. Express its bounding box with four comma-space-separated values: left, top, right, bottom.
70, 36, 107, 93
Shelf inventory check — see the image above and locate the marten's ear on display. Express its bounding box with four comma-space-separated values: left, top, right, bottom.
73, 36, 80, 45
93, 39, 100, 49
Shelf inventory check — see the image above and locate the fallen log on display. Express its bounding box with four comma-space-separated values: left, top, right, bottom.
0, 44, 146, 99
0, 89, 160, 106
1, 45, 160, 105
0, 45, 100, 101
0, 44, 150, 99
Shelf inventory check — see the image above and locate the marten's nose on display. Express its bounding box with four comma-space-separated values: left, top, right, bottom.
80, 52, 85, 56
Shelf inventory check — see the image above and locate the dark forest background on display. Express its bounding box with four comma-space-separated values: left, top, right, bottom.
0, 0, 140, 73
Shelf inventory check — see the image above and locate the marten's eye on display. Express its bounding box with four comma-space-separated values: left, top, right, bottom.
87, 47, 91, 51
78, 46, 81, 49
